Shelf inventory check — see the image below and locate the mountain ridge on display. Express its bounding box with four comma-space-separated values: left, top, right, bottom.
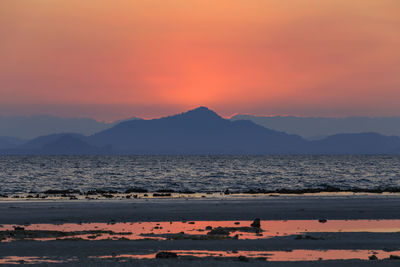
231, 114, 400, 139
1, 107, 400, 155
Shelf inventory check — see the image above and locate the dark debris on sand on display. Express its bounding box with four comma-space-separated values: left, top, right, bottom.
155, 251, 178, 259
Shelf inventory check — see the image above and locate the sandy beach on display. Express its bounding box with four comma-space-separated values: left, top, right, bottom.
1, 195, 400, 266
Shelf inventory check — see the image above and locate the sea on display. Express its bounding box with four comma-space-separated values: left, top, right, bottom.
0, 155, 400, 195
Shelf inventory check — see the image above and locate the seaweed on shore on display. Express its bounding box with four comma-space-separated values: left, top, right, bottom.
42, 189, 81, 195
85, 189, 118, 195
140, 232, 234, 240
0, 228, 132, 241
207, 226, 263, 236
125, 187, 148, 193
241, 186, 400, 194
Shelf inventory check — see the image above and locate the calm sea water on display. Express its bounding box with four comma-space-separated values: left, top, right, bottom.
0, 155, 400, 194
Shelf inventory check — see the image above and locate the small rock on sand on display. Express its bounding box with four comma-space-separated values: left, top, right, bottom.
389, 255, 400, 260
251, 218, 261, 228
369, 255, 378, 260
238, 256, 249, 262
155, 251, 178, 259
207, 227, 230, 235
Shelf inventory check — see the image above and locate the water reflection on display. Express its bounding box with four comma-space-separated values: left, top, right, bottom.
0, 256, 67, 265
1, 219, 400, 242
96, 249, 400, 261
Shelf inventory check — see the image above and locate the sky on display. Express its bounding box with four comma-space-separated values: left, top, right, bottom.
1, 0, 399, 121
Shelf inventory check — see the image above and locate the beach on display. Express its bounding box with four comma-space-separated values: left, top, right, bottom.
1, 194, 400, 266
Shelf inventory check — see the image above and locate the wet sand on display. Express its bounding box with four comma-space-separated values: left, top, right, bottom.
1, 194, 400, 224
1, 195, 400, 266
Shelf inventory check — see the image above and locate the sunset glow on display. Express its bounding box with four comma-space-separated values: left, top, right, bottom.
1, 0, 399, 120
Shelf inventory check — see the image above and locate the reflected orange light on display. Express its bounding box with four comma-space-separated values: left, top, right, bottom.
2, 219, 400, 242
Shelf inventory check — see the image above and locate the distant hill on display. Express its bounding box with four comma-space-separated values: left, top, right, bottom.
1, 133, 110, 155
1, 107, 400, 155
0, 136, 25, 150
0, 115, 141, 139
20, 133, 88, 150
41, 135, 110, 155
231, 115, 400, 140
310, 133, 400, 154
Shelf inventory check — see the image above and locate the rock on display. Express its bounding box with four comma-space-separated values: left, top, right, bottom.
389, 255, 400, 260
43, 189, 81, 195
244, 188, 268, 194
318, 219, 327, 223
86, 189, 118, 195
207, 227, 230, 235
125, 187, 148, 193
224, 189, 230, 195
294, 235, 323, 240
324, 185, 341, 192
155, 251, 178, 259
180, 190, 195, 194
251, 218, 261, 228
205, 226, 212, 230
238, 256, 249, 262
156, 189, 175, 193
369, 255, 378, 260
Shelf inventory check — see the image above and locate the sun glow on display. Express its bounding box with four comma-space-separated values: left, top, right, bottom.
1, 0, 400, 120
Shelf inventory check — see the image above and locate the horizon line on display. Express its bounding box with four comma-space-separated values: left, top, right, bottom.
3, 106, 400, 124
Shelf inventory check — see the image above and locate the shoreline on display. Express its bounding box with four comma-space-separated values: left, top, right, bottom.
2, 190, 400, 202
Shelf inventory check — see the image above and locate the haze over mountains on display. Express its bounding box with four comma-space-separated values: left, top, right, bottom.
231, 115, 400, 140
2, 113, 400, 142
1, 107, 400, 154
0, 115, 141, 140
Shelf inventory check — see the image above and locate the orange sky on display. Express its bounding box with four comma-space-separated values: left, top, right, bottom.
1, 0, 399, 121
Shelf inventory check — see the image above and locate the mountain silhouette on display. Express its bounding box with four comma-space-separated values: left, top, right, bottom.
20, 133, 88, 150
1, 107, 400, 155
310, 132, 400, 154
0, 115, 142, 139
0, 136, 25, 150
1, 133, 110, 155
41, 135, 109, 155
89, 107, 307, 154
231, 114, 400, 140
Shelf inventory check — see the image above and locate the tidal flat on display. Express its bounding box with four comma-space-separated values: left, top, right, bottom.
1, 195, 400, 266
